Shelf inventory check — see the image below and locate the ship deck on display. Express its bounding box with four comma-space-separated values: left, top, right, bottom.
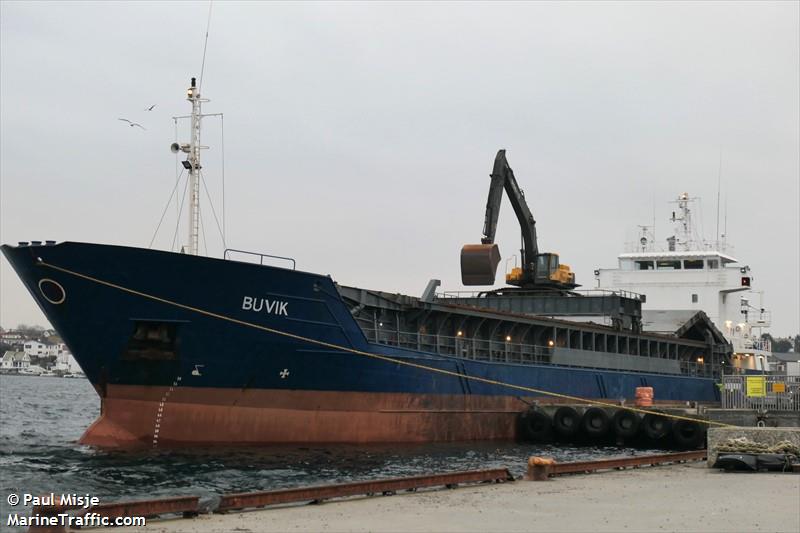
339, 284, 732, 378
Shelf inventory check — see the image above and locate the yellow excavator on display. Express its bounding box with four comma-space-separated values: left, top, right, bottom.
460, 150, 577, 291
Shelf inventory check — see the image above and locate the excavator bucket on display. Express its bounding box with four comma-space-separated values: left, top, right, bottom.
460, 244, 501, 285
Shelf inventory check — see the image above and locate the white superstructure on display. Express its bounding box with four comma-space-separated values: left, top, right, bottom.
596, 193, 772, 372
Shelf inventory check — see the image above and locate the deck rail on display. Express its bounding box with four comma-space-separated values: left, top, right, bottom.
436, 288, 643, 301
361, 327, 718, 377
224, 248, 296, 269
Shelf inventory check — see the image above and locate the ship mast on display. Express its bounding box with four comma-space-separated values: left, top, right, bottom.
669, 192, 700, 251
171, 77, 212, 256
187, 77, 203, 256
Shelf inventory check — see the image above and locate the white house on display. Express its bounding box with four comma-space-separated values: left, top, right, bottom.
45, 343, 69, 357
772, 352, 800, 377
23, 340, 50, 357
55, 350, 82, 373
1, 331, 25, 344
1, 350, 31, 370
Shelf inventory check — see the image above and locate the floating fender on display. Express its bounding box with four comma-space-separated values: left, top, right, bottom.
642, 412, 672, 440
581, 407, 610, 437
671, 419, 706, 449
714, 453, 790, 472
755, 454, 793, 471
517, 410, 554, 443
611, 409, 641, 439
712, 453, 758, 471
516, 411, 531, 441
553, 406, 581, 438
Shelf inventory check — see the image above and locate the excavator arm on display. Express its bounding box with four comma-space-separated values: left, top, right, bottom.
462, 150, 538, 285
461, 150, 576, 290
481, 150, 538, 261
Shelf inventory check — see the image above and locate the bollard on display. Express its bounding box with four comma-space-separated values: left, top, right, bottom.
634, 387, 654, 407
525, 456, 556, 481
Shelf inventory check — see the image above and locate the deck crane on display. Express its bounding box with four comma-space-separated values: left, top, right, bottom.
460, 150, 578, 291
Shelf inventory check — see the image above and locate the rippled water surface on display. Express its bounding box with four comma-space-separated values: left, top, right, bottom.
1, 374, 663, 525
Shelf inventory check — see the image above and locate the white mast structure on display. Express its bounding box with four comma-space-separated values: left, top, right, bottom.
187, 77, 203, 256
668, 192, 700, 251
171, 77, 217, 256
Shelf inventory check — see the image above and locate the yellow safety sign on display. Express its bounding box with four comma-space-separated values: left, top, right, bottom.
746, 376, 766, 397
772, 382, 786, 393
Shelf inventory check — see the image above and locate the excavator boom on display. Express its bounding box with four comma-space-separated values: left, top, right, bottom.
461, 150, 537, 286
460, 150, 576, 290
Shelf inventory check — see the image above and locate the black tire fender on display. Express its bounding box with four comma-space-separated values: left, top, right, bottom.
672, 419, 705, 449
553, 406, 581, 438
612, 409, 641, 439
642, 412, 672, 440
581, 407, 610, 437
518, 410, 554, 443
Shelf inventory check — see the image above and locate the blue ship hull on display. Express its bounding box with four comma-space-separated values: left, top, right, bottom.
2, 242, 719, 447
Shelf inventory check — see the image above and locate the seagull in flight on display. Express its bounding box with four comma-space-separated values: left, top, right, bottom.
118, 118, 146, 130
144, 104, 156, 111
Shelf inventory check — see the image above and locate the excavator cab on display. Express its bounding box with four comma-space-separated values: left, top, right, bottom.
535, 253, 558, 283
535, 253, 576, 285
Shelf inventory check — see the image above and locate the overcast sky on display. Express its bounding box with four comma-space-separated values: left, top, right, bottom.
1, 1, 798, 336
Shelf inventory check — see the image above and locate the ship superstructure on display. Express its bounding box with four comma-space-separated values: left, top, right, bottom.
596, 193, 772, 372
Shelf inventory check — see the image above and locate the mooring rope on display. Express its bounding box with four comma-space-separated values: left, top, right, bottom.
716, 437, 799, 455
37, 259, 737, 428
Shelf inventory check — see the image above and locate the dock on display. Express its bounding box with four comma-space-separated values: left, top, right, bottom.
109, 461, 797, 533
25, 450, 799, 533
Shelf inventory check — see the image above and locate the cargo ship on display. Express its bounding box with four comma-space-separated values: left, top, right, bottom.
2, 79, 730, 448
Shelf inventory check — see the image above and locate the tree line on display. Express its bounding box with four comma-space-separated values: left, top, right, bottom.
761, 334, 800, 353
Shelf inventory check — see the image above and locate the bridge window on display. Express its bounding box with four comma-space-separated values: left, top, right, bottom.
635, 260, 654, 270
684, 259, 704, 270
656, 260, 681, 270
707, 259, 719, 269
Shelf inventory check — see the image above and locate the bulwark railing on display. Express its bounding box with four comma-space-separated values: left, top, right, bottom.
362, 327, 554, 365
721, 375, 800, 411
224, 248, 296, 269
436, 288, 643, 301
361, 327, 716, 377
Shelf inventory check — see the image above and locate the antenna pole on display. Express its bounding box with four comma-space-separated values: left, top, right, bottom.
652, 194, 656, 248
723, 193, 728, 247
187, 77, 202, 256
198, 1, 213, 91
716, 152, 722, 248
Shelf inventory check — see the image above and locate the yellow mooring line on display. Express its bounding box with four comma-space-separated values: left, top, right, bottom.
38, 259, 737, 428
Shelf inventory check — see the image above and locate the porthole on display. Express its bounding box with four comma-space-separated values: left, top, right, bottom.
38, 278, 66, 305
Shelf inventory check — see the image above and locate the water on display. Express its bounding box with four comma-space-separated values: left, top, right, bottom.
1, 374, 661, 523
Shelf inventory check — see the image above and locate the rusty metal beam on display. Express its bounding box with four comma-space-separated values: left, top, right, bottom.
80, 495, 200, 519
526, 451, 706, 480
28, 496, 199, 533
218, 468, 514, 512
550, 451, 706, 475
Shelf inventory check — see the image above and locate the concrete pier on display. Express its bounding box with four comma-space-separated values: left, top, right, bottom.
116, 462, 799, 533
707, 426, 800, 466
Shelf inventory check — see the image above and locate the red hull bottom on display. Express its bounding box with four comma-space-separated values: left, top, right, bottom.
80, 385, 532, 448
